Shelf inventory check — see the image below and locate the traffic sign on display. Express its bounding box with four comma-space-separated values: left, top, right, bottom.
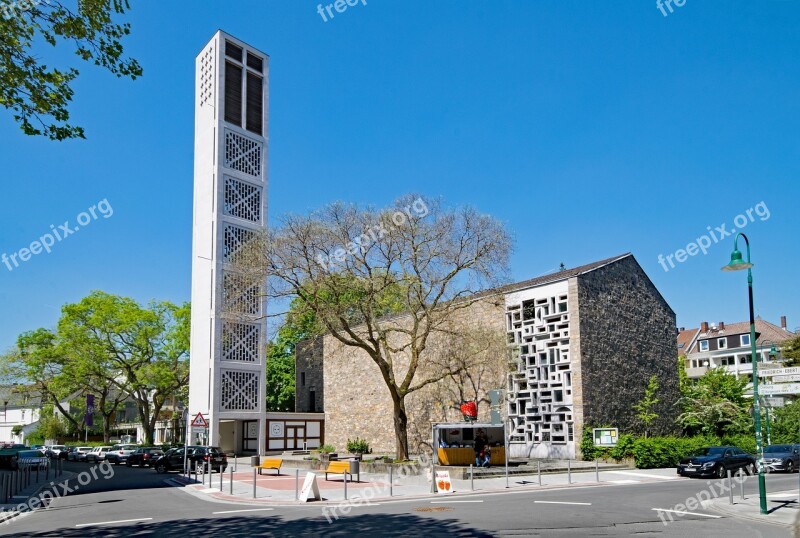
758, 367, 800, 378
759, 383, 800, 396
191, 412, 209, 428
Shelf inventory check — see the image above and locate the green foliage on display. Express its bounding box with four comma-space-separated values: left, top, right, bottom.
631, 436, 717, 469
0, 0, 141, 140
579, 426, 611, 460
633, 375, 659, 436
318, 444, 335, 454
677, 367, 751, 436
346, 437, 370, 454
610, 434, 636, 461
772, 399, 800, 442
781, 334, 800, 367
266, 298, 323, 412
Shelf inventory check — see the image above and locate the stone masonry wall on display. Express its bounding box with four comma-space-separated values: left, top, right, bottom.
323, 295, 506, 455
575, 255, 679, 453
295, 337, 324, 413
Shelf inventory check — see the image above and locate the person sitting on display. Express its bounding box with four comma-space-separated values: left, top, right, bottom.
479, 446, 491, 468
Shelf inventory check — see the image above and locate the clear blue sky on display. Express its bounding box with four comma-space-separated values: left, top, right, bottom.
1, 1, 798, 350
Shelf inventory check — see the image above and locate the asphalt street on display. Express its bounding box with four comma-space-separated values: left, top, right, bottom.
2, 461, 796, 537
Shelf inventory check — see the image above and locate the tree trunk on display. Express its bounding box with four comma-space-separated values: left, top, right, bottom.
393, 396, 410, 461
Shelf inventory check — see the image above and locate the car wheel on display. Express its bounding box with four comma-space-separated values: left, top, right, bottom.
155, 463, 167, 474
787, 462, 794, 474
716, 465, 726, 479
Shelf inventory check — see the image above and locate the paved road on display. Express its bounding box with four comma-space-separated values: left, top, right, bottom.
2, 462, 795, 536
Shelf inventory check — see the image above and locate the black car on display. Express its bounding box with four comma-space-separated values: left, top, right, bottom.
153, 446, 227, 474
126, 447, 164, 468
761, 444, 800, 473
677, 446, 756, 478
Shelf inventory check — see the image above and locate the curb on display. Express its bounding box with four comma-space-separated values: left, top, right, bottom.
706, 496, 795, 528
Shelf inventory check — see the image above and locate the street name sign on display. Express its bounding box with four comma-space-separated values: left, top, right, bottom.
759, 383, 800, 396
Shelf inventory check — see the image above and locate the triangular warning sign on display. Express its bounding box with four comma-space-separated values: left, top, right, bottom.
191, 413, 208, 427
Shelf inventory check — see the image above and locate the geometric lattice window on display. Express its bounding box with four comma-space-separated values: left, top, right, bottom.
223, 272, 262, 316
221, 321, 261, 362
199, 46, 215, 107
224, 177, 262, 223
223, 224, 256, 264
220, 370, 259, 410
224, 129, 262, 177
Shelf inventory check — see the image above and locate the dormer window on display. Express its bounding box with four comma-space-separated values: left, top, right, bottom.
740, 334, 750, 347
699, 340, 709, 351
718, 338, 727, 350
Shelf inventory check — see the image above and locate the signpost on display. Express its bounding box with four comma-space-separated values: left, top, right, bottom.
758, 383, 800, 396
758, 367, 800, 378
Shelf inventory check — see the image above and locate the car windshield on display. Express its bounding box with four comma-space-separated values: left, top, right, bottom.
765, 445, 792, 453
692, 447, 726, 456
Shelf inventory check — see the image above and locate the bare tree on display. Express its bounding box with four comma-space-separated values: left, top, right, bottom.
256, 195, 512, 460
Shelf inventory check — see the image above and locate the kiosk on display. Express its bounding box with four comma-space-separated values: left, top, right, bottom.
431, 422, 508, 467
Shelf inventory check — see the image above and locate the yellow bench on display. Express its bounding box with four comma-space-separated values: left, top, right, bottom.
324, 460, 352, 481
257, 458, 283, 475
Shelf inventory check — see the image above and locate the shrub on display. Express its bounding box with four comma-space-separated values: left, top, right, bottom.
346, 437, 370, 454
610, 434, 636, 461
318, 444, 335, 454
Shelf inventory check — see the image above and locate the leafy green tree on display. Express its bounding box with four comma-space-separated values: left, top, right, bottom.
633, 375, 659, 437
772, 399, 800, 442
780, 334, 800, 367
1, 0, 141, 140
57, 292, 190, 444
677, 367, 750, 436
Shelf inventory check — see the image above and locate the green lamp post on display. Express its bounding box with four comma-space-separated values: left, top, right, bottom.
721, 232, 767, 514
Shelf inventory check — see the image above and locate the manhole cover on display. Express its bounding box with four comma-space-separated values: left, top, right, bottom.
414, 506, 453, 512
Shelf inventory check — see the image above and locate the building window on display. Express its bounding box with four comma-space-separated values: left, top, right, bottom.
699, 340, 709, 351
309, 390, 316, 413
718, 338, 727, 350
301, 372, 306, 386
224, 61, 243, 126
740, 334, 750, 346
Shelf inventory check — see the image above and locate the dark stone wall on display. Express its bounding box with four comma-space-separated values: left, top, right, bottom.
295, 336, 324, 413
576, 255, 679, 437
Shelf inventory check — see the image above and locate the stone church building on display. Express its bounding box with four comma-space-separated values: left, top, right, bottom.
296, 253, 679, 459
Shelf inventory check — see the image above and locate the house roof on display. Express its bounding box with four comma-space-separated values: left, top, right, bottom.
0, 386, 41, 409
677, 328, 699, 354
499, 253, 634, 295
691, 319, 796, 352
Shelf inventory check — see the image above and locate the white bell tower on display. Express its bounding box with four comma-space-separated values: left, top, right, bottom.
189, 31, 269, 454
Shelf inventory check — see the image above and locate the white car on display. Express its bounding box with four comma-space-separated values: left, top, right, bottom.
106, 444, 139, 465
47, 445, 68, 459
86, 446, 112, 463
68, 446, 94, 462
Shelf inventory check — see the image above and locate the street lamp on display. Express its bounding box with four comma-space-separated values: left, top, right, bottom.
721, 232, 768, 514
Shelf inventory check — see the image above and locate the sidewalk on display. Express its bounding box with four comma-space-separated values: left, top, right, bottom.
0, 468, 73, 524
707, 489, 798, 529
170, 462, 677, 506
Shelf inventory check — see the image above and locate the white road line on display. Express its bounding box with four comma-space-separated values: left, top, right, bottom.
608, 480, 639, 484
76, 518, 153, 528
430, 500, 484, 504
606, 471, 678, 480
212, 508, 275, 514
651, 508, 721, 519
534, 501, 591, 506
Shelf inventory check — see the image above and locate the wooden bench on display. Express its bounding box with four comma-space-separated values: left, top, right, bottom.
257, 458, 283, 475
324, 461, 352, 481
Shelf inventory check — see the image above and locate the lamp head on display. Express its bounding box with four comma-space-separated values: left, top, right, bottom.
721, 247, 753, 271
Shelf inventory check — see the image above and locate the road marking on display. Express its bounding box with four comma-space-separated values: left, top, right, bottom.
606, 471, 678, 480
212, 508, 275, 514
651, 508, 721, 519
430, 500, 484, 504
534, 501, 591, 506
76, 518, 153, 527
608, 480, 639, 484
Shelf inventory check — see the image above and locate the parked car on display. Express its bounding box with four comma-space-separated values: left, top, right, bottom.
68, 446, 94, 462
677, 446, 756, 478
126, 447, 164, 468
46, 445, 68, 459
761, 444, 800, 473
153, 446, 227, 474
13, 449, 48, 470
106, 444, 139, 465
84, 446, 111, 463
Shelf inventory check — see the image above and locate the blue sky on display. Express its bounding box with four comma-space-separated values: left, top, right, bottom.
1, 0, 798, 350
